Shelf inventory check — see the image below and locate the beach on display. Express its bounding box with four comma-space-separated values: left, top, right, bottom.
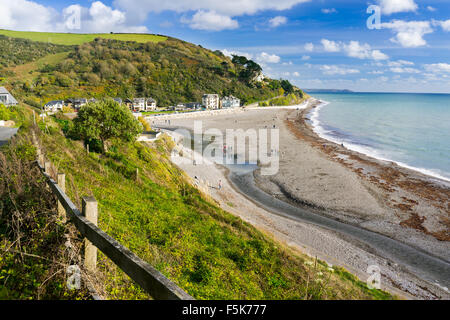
149, 100, 450, 299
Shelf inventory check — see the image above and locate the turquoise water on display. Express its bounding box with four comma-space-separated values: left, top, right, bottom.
309, 92, 450, 182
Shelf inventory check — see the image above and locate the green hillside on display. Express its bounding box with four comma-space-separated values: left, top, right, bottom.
1, 30, 303, 108
0, 30, 167, 45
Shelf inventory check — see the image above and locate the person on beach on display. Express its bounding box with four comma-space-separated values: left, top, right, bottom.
218, 180, 222, 190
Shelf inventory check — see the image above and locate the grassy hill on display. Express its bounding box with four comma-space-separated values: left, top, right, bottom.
0, 30, 167, 45
0, 30, 304, 108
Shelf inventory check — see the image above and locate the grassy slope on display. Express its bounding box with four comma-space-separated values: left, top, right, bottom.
0, 30, 167, 45
35, 114, 393, 300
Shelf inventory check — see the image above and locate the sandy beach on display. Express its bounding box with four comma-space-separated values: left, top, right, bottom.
149, 100, 450, 299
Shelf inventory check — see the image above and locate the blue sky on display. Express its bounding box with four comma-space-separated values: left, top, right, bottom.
1, 0, 450, 92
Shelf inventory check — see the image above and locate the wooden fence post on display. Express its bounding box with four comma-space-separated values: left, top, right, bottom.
57, 173, 66, 222
39, 154, 44, 167
44, 162, 51, 175
82, 197, 98, 272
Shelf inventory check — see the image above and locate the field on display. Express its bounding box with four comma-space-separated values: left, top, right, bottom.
0, 29, 167, 45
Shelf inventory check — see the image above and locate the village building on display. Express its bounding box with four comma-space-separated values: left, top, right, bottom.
0, 87, 18, 106
185, 102, 203, 110
132, 98, 146, 111
202, 94, 220, 109
146, 98, 157, 110
221, 95, 241, 108
65, 98, 87, 110
44, 100, 65, 112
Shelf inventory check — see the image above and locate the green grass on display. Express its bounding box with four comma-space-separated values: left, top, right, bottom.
35, 113, 394, 300
0, 29, 167, 45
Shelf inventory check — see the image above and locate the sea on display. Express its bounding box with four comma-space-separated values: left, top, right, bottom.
308, 92, 450, 182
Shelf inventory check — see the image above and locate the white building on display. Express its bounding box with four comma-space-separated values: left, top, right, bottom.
221, 95, 240, 108
146, 98, 157, 110
44, 100, 65, 112
0, 87, 18, 106
202, 94, 220, 109
132, 98, 146, 111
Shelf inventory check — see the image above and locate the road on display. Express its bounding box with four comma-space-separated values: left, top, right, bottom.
0, 127, 18, 147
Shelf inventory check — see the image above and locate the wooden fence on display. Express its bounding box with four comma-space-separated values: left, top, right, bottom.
31, 132, 194, 300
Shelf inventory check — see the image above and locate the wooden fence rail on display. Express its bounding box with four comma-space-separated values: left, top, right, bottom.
33, 135, 193, 300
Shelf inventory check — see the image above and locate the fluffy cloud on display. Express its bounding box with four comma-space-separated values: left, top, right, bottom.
388, 60, 414, 67
343, 41, 389, 60
68, 1, 148, 33
304, 43, 314, 52
183, 10, 238, 31
433, 20, 450, 32
0, 0, 55, 31
390, 67, 420, 73
380, 20, 433, 48
424, 63, 450, 73
0, 0, 147, 33
320, 39, 389, 60
320, 65, 360, 75
220, 50, 280, 64
321, 39, 340, 52
257, 52, 281, 63
376, 0, 418, 15
301, 55, 310, 60
269, 16, 287, 28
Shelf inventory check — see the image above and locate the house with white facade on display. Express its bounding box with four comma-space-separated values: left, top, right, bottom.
132, 98, 146, 111
221, 95, 240, 108
146, 98, 157, 110
0, 87, 18, 106
202, 94, 220, 109
44, 100, 65, 112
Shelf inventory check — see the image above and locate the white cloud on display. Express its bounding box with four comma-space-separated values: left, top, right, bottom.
321, 8, 337, 14
433, 19, 450, 32
0, 0, 148, 33
257, 52, 281, 63
376, 0, 418, 15
221, 49, 252, 60
293, 71, 300, 76
320, 65, 360, 75
380, 20, 433, 48
369, 70, 384, 74
183, 10, 238, 31
0, 0, 55, 31
388, 60, 414, 67
321, 39, 389, 60
269, 16, 287, 27
321, 39, 340, 52
114, 0, 311, 22
424, 63, 450, 73
427, 6, 436, 12
301, 55, 310, 60
304, 42, 314, 52
390, 67, 420, 73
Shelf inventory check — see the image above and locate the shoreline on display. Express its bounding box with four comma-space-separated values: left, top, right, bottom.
308, 99, 450, 184
288, 99, 449, 242
155, 101, 450, 299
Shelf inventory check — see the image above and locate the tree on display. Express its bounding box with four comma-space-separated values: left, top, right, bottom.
280, 79, 294, 94
73, 99, 142, 153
